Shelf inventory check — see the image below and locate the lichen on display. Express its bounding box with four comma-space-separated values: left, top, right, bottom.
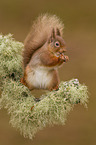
0, 34, 89, 139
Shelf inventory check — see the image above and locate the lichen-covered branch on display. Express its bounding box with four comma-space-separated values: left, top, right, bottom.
0, 34, 88, 139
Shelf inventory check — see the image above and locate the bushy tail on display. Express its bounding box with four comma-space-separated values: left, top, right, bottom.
23, 13, 64, 68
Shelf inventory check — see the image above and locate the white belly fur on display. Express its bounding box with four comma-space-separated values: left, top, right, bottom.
27, 67, 53, 89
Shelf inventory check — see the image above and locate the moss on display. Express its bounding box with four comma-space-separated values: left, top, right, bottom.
0, 34, 89, 139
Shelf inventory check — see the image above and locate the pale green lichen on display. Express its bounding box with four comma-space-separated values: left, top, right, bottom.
0, 34, 89, 139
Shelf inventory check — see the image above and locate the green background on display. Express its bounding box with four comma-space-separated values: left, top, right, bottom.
0, 0, 96, 145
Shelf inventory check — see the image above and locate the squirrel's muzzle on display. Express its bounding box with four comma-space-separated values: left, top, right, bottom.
59, 48, 67, 53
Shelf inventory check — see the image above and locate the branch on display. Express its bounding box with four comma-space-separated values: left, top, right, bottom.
0, 34, 89, 139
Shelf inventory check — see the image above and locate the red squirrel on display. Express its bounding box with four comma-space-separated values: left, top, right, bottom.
21, 14, 69, 91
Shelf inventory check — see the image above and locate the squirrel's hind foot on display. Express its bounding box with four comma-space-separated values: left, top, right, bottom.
48, 84, 59, 91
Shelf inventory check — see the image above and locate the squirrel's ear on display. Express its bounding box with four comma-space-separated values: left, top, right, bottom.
48, 28, 55, 43
56, 28, 61, 36
51, 28, 55, 38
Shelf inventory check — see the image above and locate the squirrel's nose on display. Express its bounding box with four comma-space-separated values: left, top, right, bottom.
59, 48, 67, 53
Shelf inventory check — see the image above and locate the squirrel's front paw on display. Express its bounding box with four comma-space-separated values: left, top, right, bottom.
63, 55, 69, 62
59, 54, 69, 63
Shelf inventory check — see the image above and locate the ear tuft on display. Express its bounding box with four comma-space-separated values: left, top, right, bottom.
56, 28, 61, 36
51, 28, 55, 38
48, 28, 55, 43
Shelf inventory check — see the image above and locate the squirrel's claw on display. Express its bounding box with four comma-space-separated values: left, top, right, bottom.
63, 55, 69, 62
20, 78, 27, 86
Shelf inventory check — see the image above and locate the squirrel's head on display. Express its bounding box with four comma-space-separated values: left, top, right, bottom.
47, 28, 67, 55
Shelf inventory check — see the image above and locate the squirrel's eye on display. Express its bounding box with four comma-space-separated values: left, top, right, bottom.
55, 41, 60, 47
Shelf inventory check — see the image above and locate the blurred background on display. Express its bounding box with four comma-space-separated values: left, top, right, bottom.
0, 0, 96, 145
